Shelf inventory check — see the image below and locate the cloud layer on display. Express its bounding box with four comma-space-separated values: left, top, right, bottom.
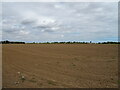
2, 2, 118, 42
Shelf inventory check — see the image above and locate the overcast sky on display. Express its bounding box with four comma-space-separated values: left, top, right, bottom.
2, 2, 118, 42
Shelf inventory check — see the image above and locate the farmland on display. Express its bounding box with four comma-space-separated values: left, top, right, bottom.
2, 44, 118, 88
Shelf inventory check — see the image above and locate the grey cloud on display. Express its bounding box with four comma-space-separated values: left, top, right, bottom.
21, 19, 36, 25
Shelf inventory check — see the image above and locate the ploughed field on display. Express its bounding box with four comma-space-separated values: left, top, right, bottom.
3, 44, 118, 88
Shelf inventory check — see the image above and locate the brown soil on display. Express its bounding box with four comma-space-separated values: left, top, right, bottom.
2, 44, 118, 88
0, 45, 2, 89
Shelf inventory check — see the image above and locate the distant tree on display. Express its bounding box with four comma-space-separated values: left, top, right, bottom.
90, 41, 92, 43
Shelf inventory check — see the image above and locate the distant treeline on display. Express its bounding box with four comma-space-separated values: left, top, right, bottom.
28, 41, 120, 44
30, 41, 89, 44
1, 40, 120, 44
1, 40, 25, 44
97, 42, 120, 44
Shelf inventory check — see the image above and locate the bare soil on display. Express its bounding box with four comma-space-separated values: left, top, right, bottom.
2, 44, 118, 88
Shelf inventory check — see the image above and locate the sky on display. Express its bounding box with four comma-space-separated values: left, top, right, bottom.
1, 2, 118, 42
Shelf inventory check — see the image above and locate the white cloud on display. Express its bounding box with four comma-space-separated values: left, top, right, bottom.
2, 2, 118, 42
54, 4, 62, 9
61, 35, 64, 38
19, 30, 29, 35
